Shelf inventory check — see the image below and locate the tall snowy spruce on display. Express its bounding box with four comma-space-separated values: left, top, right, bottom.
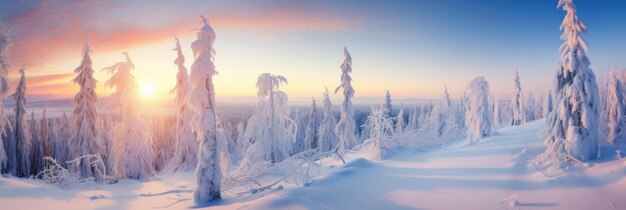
384, 90, 392, 117
318, 88, 338, 152
303, 98, 319, 151
0, 22, 10, 172
166, 36, 198, 172
543, 90, 554, 117
30, 111, 44, 175
13, 66, 30, 177
538, 0, 600, 164
70, 42, 104, 179
188, 17, 222, 204
510, 67, 526, 126
395, 103, 405, 133
335, 47, 357, 151
104, 52, 154, 179
603, 69, 626, 145
463, 76, 494, 144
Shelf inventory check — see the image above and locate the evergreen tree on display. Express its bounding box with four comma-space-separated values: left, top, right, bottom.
167, 35, 198, 172
70, 42, 104, 179
463, 76, 494, 144
318, 88, 338, 152
104, 52, 154, 179
0, 22, 10, 172
13, 66, 30, 177
604, 69, 626, 145
395, 103, 405, 133
335, 47, 357, 151
384, 90, 392, 117
510, 67, 526, 125
303, 98, 319, 151
539, 0, 600, 163
29, 111, 44, 175
189, 17, 222, 204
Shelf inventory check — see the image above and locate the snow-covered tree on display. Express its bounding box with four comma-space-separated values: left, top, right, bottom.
603, 69, 626, 145
41, 107, 51, 158
242, 73, 295, 163
364, 102, 394, 159
13, 66, 30, 177
384, 90, 392, 117
166, 36, 198, 172
525, 91, 537, 121
463, 76, 494, 144
538, 0, 600, 163
543, 90, 554, 118
407, 105, 419, 131
188, 17, 224, 204
493, 96, 502, 128
395, 103, 405, 133
335, 47, 357, 151
303, 98, 319, 151
318, 88, 338, 152
104, 52, 154, 179
69, 42, 104, 179
0, 22, 9, 171
510, 67, 526, 125
29, 111, 44, 175
442, 85, 452, 108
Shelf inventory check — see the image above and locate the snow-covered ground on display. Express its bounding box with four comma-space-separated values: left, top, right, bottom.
1, 120, 625, 210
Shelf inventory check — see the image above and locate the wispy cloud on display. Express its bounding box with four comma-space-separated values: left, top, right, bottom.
3, 0, 369, 77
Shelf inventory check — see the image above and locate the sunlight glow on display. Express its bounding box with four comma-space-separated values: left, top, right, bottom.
139, 81, 157, 98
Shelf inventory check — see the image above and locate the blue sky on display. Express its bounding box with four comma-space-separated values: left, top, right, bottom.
1, 0, 624, 100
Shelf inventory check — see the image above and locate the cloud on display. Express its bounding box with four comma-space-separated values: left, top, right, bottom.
3, 0, 369, 77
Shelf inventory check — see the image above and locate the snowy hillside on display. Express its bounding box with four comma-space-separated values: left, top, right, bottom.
1, 120, 624, 210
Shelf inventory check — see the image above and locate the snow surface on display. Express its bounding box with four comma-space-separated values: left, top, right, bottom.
1, 120, 625, 209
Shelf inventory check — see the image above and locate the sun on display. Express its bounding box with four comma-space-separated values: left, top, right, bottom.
139, 81, 157, 98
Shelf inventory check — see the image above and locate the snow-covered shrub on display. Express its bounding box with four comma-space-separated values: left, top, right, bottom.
362, 102, 394, 159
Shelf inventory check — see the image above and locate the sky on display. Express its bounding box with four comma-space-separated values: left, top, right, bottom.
1, 0, 626, 103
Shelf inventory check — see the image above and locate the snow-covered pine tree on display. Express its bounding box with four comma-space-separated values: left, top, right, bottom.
41, 107, 51, 158
0, 22, 9, 171
384, 90, 392, 117
318, 88, 338, 152
538, 0, 600, 163
188, 17, 222, 204
525, 91, 536, 121
13, 66, 30, 177
543, 90, 553, 118
463, 76, 494, 144
104, 52, 154, 179
166, 35, 198, 172
335, 47, 357, 151
510, 67, 526, 126
493, 96, 502, 128
29, 111, 44, 176
70, 42, 104, 179
407, 105, 419, 131
442, 85, 452, 108
395, 103, 405, 133
56, 112, 72, 169
604, 69, 626, 145
303, 98, 319, 151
